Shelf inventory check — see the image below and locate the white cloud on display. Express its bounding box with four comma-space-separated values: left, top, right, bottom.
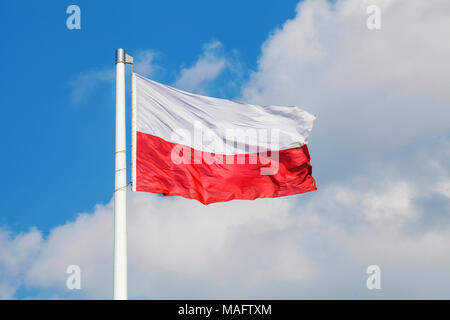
0, 283, 16, 300
68, 50, 159, 104
0, 193, 313, 299
174, 41, 226, 92
2, 166, 450, 299
435, 180, 450, 199
133, 50, 160, 77
24, 202, 114, 298
173, 40, 241, 95
0, 227, 42, 299
4, 0, 450, 299
242, 0, 450, 178
68, 42, 239, 105
331, 180, 416, 225
69, 69, 115, 104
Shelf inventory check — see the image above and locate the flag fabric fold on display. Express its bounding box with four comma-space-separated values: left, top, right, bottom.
131, 72, 316, 204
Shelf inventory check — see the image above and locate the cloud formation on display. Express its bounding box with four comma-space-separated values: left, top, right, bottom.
133, 50, 159, 77
69, 68, 115, 104
242, 0, 450, 179
2, 0, 450, 299
173, 40, 243, 96
1, 160, 450, 299
68, 49, 159, 105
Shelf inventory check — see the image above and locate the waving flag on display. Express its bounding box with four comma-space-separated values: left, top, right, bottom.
131, 73, 316, 204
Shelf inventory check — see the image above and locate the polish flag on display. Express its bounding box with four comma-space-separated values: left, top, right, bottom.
131, 73, 317, 204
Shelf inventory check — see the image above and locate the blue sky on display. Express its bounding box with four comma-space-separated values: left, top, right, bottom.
1, 0, 450, 300
0, 0, 299, 233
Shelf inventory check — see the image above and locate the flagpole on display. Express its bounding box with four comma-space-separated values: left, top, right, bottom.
114, 48, 131, 300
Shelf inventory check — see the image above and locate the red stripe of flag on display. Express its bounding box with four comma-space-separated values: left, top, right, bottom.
135, 131, 317, 205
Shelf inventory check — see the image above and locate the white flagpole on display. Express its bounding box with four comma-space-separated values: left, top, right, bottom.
114, 48, 132, 300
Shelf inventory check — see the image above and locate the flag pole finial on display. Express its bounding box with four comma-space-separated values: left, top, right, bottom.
115, 48, 125, 64
116, 48, 134, 65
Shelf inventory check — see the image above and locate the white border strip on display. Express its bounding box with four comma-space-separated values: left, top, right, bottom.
131, 72, 137, 192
